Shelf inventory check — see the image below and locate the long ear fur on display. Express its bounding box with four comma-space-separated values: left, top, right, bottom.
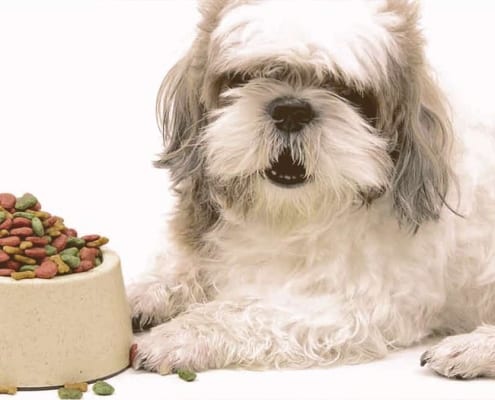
154, 0, 235, 185
384, 0, 456, 230
153, 50, 205, 185
390, 71, 454, 230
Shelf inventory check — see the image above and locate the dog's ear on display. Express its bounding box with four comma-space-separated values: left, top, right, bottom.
154, 0, 235, 185
390, 71, 454, 231
382, 0, 455, 230
154, 46, 206, 185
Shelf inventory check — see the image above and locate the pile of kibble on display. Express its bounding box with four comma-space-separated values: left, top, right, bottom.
0, 193, 108, 280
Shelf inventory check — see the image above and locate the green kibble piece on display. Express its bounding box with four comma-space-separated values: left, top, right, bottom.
95, 257, 102, 266
44, 245, 57, 256
19, 265, 37, 272
61, 254, 80, 268
92, 381, 114, 396
58, 388, 83, 399
60, 247, 79, 257
177, 369, 197, 382
12, 212, 34, 220
0, 211, 6, 224
66, 237, 85, 249
15, 193, 38, 211
31, 217, 45, 236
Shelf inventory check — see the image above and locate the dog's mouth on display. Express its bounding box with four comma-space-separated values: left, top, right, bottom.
264, 147, 308, 187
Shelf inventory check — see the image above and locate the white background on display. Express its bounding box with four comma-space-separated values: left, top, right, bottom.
1, 1, 495, 399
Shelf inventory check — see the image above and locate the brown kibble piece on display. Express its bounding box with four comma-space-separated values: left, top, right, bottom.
64, 382, 88, 392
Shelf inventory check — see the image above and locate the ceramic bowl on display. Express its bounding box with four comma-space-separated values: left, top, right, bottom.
0, 249, 132, 389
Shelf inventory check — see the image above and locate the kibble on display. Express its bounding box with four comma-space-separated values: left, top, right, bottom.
0, 385, 17, 395
51, 254, 71, 274
64, 382, 88, 392
0, 193, 16, 209
19, 265, 36, 272
11, 270, 36, 280
31, 216, 44, 236
177, 369, 197, 382
20, 240, 33, 249
0, 193, 108, 280
58, 387, 83, 399
0, 237, 21, 247
3, 246, 22, 255
14, 193, 37, 211
35, 260, 58, 279
61, 254, 81, 269
13, 254, 36, 265
92, 380, 115, 396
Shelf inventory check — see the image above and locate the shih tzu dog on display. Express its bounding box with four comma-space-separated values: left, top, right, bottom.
128, 0, 495, 379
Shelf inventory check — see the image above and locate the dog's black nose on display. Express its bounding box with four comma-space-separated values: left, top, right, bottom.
268, 97, 314, 133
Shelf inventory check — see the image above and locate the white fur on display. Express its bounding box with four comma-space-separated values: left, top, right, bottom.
128, 0, 495, 379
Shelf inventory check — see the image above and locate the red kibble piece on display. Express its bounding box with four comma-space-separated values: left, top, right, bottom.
0, 236, 21, 247
79, 247, 98, 262
0, 268, 15, 276
24, 247, 47, 259
26, 236, 50, 246
11, 217, 32, 228
10, 227, 33, 237
42, 216, 58, 228
51, 234, 68, 252
0, 193, 16, 209
63, 228, 78, 237
0, 250, 10, 263
0, 218, 12, 230
79, 260, 94, 272
32, 202, 42, 211
82, 234, 100, 242
35, 260, 58, 279
5, 260, 21, 271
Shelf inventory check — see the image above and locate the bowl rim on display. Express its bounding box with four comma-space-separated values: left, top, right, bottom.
0, 248, 119, 286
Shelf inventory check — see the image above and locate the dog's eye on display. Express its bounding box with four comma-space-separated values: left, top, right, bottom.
334, 85, 378, 123
226, 72, 252, 88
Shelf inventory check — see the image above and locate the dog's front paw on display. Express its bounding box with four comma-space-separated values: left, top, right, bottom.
130, 321, 215, 374
127, 279, 174, 331
421, 327, 495, 379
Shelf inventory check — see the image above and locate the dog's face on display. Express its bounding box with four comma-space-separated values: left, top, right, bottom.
156, 0, 453, 234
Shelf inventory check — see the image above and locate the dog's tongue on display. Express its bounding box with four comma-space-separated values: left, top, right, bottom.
265, 147, 307, 186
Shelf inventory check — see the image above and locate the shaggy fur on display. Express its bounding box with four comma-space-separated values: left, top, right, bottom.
128, 0, 495, 379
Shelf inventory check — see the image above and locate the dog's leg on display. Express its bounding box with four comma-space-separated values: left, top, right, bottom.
127, 252, 208, 331
131, 298, 406, 373
421, 325, 495, 379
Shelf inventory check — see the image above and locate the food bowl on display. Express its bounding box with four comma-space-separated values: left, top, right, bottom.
0, 249, 133, 389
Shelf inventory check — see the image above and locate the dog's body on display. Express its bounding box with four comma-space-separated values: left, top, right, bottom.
128, 0, 495, 378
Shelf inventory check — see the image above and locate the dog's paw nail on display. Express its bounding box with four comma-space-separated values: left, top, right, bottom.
420, 351, 430, 367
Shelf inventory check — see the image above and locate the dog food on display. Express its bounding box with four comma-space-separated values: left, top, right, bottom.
0, 193, 108, 280
177, 369, 197, 382
64, 382, 88, 392
58, 387, 83, 399
92, 380, 115, 396
0, 385, 17, 395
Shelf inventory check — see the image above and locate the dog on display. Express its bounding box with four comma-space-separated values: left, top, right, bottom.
127, 0, 495, 379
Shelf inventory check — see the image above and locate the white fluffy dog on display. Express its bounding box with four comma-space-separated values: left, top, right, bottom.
128, 0, 495, 379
